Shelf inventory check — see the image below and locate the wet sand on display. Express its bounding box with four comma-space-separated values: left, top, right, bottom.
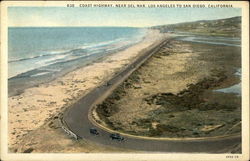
8, 30, 168, 152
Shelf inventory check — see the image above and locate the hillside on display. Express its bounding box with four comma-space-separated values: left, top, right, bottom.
152, 16, 241, 37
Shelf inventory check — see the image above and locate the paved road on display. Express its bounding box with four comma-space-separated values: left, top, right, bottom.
63, 38, 241, 153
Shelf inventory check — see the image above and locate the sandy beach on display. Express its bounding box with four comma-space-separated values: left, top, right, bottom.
8, 30, 168, 152
8, 30, 241, 153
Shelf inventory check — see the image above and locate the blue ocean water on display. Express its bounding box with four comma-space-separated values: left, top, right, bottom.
8, 27, 146, 79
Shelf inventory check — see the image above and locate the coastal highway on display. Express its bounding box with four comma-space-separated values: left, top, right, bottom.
63, 38, 241, 153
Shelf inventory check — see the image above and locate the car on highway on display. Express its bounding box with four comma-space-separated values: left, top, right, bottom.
110, 133, 124, 141
89, 128, 99, 135
106, 82, 112, 86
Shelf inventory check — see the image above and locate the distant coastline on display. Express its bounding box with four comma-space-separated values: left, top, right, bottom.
8, 15, 242, 154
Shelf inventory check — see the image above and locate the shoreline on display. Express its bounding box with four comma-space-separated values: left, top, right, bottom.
8, 31, 241, 153
61, 36, 241, 153
8, 33, 145, 97
8, 29, 168, 151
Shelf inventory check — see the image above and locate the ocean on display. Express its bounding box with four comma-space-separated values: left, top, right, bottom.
8, 27, 146, 79
8, 27, 146, 96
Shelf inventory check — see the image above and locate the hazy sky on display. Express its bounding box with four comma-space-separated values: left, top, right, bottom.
8, 7, 241, 27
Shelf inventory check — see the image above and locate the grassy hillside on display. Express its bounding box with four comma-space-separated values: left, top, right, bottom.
152, 16, 241, 37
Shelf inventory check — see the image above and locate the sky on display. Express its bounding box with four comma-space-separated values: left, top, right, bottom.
8, 7, 241, 27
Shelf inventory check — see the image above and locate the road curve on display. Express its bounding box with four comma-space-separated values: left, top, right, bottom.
63, 38, 241, 153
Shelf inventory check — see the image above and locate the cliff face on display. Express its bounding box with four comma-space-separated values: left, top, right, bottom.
152, 16, 241, 37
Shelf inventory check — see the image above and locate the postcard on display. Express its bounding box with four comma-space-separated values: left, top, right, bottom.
0, 1, 249, 161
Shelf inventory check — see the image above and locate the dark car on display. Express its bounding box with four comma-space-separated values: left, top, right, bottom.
110, 133, 124, 141
106, 82, 112, 86
90, 128, 99, 135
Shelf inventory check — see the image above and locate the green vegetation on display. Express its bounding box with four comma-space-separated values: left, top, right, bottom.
152, 16, 241, 37
95, 34, 241, 138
